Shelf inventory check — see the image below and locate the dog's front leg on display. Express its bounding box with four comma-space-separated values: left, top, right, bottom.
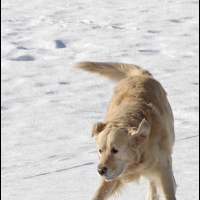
146, 180, 160, 200
92, 177, 119, 200
158, 165, 176, 200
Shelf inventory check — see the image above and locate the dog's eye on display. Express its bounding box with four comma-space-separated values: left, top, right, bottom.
111, 147, 118, 154
99, 149, 102, 153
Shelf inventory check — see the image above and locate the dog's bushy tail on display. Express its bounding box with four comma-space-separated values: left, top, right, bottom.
73, 62, 153, 82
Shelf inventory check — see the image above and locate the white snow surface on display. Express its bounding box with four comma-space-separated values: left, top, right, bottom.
1, 0, 199, 199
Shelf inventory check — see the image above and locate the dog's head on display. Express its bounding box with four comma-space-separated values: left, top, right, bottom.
92, 119, 150, 181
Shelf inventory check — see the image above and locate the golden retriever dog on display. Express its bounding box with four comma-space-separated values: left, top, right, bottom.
74, 62, 177, 200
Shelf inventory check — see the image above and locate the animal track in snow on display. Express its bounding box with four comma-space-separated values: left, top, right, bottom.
54, 40, 66, 48
23, 162, 95, 179
46, 91, 57, 95
10, 55, 35, 61
58, 81, 70, 85
17, 46, 28, 50
147, 30, 161, 34
34, 83, 47, 87
111, 24, 125, 29
138, 49, 160, 53
170, 19, 182, 23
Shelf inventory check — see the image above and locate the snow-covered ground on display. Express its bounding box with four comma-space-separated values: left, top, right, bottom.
1, 0, 199, 199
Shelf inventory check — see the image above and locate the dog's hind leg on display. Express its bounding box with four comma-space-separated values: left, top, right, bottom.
146, 180, 160, 200
92, 177, 123, 200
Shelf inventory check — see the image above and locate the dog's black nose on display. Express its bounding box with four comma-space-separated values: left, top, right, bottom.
98, 167, 107, 176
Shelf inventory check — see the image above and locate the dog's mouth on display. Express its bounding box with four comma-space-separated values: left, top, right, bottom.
102, 169, 125, 182
103, 167, 127, 182
103, 176, 115, 182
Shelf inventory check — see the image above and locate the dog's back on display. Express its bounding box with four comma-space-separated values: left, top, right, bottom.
74, 61, 174, 137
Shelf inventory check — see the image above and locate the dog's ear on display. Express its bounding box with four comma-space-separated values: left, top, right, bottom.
129, 119, 150, 149
91, 122, 107, 137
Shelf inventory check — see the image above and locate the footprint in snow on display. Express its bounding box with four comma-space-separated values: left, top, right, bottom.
138, 49, 160, 53
147, 30, 161, 34
46, 91, 57, 95
10, 55, 35, 61
170, 19, 182, 23
17, 46, 28, 50
111, 24, 124, 29
35, 83, 46, 87
59, 81, 70, 85
55, 40, 66, 48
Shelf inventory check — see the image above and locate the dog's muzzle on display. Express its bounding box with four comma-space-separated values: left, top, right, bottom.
97, 166, 107, 176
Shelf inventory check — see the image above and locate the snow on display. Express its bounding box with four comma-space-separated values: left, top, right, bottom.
1, 0, 199, 199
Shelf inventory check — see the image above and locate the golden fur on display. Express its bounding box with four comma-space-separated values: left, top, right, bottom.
74, 62, 177, 200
